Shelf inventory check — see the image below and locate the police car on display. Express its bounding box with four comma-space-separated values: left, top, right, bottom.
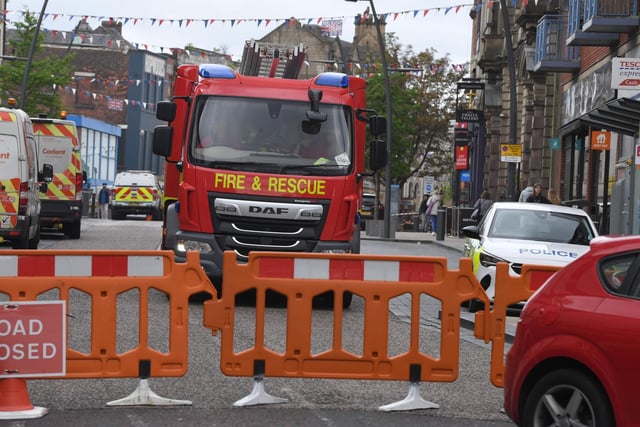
462, 202, 598, 311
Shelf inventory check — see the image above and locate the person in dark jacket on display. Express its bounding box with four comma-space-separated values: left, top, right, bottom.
418, 194, 430, 231
526, 183, 551, 204
471, 190, 493, 222
98, 183, 110, 219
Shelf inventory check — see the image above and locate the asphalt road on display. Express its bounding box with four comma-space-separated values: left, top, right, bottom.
2, 218, 515, 426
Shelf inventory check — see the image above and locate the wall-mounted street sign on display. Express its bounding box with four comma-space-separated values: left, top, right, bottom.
611, 58, 640, 89
457, 82, 485, 91
454, 128, 472, 146
591, 130, 611, 150
500, 144, 522, 163
455, 146, 469, 170
456, 109, 484, 123
549, 137, 561, 150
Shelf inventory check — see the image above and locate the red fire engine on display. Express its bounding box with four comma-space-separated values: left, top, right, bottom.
153, 41, 386, 305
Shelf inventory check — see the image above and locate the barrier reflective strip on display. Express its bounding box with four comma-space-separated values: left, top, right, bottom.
262, 258, 435, 282
0, 254, 164, 277
0, 250, 213, 380
0, 255, 17, 276
207, 251, 484, 382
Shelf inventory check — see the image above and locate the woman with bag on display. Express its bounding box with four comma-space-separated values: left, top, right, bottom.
471, 191, 493, 222
426, 190, 443, 236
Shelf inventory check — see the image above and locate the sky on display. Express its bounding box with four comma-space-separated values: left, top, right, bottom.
4, 0, 474, 65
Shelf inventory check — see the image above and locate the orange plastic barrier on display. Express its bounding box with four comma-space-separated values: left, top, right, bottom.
203, 251, 489, 383
0, 250, 212, 379
473, 262, 560, 387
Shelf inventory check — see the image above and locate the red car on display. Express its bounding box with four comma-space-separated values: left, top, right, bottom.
504, 235, 640, 427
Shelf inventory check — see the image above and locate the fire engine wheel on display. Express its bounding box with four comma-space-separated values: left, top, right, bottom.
64, 220, 81, 239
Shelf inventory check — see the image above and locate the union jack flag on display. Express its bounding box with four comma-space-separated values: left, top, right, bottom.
320, 19, 343, 37
107, 98, 124, 111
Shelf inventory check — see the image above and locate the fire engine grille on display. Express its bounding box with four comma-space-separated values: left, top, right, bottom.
209, 193, 330, 263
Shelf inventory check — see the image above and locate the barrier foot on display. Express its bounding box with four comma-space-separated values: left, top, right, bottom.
233, 375, 288, 407
106, 379, 192, 406
378, 382, 439, 412
0, 378, 48, 420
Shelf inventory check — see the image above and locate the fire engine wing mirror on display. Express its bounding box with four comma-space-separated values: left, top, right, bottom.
369, 115, 387, 137
153, 125, 174, 158
368, 139, 387, 171
306, 89, 327, 122
156, 101, 176, 122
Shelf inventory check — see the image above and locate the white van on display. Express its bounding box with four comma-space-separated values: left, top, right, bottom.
32, 114, 84, 239
0, 103, 53, 248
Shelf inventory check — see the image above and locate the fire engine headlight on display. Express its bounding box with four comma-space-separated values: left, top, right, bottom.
176, 239, 213, 254
479, 251, 509, 268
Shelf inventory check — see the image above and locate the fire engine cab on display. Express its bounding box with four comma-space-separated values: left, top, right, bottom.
153, 40, 386, 305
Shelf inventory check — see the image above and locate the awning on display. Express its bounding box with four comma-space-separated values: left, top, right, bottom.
560, 97, 640, 136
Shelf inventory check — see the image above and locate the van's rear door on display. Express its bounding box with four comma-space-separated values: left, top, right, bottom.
0, 133, 21, 229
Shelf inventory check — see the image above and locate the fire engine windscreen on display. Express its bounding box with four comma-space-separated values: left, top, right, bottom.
190, 97, 352, 173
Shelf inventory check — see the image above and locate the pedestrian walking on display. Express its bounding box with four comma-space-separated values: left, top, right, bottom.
526, 183, 551, 204
547, 188, 562, 205
518, 178, 534, 202
418, 194, 429, 232
98, 183, 110, 219
471, 191, 493, 222
426, 190, 443, 236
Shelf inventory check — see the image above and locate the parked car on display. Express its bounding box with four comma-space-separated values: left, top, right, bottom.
110, 170, 163, 220
462, 202, 598, 311
504, 234, 640, 427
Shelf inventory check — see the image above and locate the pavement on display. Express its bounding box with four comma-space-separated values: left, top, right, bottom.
360, 230, 468, 254
360, 229, 517, 342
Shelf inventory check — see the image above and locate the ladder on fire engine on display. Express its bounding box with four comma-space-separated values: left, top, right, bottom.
239, 39, 307, 79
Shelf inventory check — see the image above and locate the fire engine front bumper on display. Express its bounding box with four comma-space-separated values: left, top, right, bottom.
171, 230, 354, 284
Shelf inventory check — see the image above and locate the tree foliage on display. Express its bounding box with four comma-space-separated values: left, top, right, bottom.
0, 11, 73, 116
366, 33, 466, 192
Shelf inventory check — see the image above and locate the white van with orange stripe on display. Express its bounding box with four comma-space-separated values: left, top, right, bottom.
110, 170, 163, 220
0, 103, 53, 248
31, 114, 84, 239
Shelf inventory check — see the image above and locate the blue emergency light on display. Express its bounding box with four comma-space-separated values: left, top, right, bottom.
199, 64, 237, 79
314, 72, 349, 88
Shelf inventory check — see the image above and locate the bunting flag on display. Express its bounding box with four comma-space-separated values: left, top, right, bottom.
4, 4, 473, 36
4, 5, 474, 58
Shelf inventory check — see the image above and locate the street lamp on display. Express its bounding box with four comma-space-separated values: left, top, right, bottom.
19, 0, 49, 109
499, 0, 518, 200
345, 0, 394, 238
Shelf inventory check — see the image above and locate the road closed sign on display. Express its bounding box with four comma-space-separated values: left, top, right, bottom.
0, 301, 66, 378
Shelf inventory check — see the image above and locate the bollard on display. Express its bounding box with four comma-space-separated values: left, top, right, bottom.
436, 207, 446, 241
